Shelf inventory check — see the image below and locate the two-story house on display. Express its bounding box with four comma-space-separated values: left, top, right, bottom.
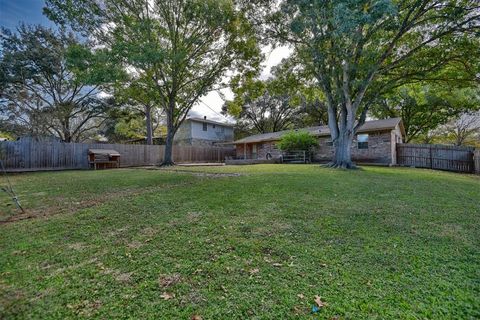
174, 117, 234, 147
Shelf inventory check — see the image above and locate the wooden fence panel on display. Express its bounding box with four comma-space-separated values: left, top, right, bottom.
0, 138, 234, 172
397, 143, 475, 173
474, 150, 480, 175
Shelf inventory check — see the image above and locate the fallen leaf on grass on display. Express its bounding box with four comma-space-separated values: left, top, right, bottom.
314, 295, 327, 308
249, 268, 260, 274
272, 263, 283, 267
297, 293, 305, 299
191, 315, 202, 320
160, 292, 175, 300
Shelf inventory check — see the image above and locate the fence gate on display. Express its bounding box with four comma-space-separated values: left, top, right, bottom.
396, 143, 475, 173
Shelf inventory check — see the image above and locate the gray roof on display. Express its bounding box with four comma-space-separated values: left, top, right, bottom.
233, 118, 404, 144
188, 117, 235, 127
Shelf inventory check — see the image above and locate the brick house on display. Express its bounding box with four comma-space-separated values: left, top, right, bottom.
232, 118, 406, 165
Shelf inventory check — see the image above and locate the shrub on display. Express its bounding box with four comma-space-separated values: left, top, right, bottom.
277, 130, 318, 151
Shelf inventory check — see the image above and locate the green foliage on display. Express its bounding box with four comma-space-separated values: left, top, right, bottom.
224, 57, 328, 133
45, 0, 262, 162
0, 24, 109, 142
277, 130, 318, 151
262, 0, 480, 166
0, 131, 14, 140
371, 84, 480, 142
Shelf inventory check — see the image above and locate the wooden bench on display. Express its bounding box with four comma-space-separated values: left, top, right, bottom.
88, 149, 121, 170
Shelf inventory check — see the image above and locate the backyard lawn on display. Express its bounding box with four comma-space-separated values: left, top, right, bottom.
0, 165, 479, 319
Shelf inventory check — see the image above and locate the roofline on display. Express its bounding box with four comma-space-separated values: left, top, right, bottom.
187, 117, 235, 127
233, 118, 404, 144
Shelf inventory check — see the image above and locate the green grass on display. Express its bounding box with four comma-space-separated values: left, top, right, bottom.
0, 165, 479, 319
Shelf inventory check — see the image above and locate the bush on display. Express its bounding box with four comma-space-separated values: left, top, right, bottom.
277, 130, 318, 151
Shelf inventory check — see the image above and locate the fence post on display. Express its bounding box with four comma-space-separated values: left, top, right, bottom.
475, 149, 480, 175
429, 146, 433, 169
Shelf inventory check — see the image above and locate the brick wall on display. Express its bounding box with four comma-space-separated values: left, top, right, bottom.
235, 130, 396, 164
314, 130, 393, 164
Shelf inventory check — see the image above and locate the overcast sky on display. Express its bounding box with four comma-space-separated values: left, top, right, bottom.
0, 0, 292, 123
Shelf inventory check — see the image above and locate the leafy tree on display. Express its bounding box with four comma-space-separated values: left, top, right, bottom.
223, 58, 327, 133
112, 78, 164, 145
277, 130, 318, 151
45, 0, 261, 165
229, 91, 301, 134
372, 85, 479, 142
0, 25, 110, 142
263, 0, 480, 168
434, 111, 480, 147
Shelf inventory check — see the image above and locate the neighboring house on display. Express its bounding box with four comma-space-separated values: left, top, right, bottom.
232, 118, 406, 165
174, 117, 235, 147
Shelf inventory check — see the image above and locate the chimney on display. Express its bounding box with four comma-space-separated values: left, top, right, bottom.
204, 116, 207, 120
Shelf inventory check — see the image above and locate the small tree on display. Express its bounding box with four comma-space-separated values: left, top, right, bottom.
277, 131, 318, 152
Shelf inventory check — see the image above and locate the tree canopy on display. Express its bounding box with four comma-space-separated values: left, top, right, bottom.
0, 24, 110, 142
260, 0, 480, 168
45, 0, 261, 164
371, 84, 480, 142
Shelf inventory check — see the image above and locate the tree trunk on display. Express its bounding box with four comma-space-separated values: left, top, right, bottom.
328, 132, 356, 169
163, 130, 175, 166
162, 106, 175, 166
145, 105, 153, 145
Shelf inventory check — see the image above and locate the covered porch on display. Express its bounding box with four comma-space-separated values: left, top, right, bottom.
236, 142, 259, 160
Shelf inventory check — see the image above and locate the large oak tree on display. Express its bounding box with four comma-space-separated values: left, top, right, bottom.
264, 0, 480, 168
45, 0, 260, 165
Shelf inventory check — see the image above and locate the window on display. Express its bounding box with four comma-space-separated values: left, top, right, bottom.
213, 124, 216, 129
203, 123, 208, 131
326, 140, 333, 147
357, 134, 369, 149
221, 126, 225, 133
252, 144, 257, 159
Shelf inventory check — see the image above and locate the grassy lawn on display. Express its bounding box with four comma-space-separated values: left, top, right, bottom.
1, 165, 479, 319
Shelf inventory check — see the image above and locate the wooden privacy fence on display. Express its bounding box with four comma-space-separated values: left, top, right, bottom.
0, 138, 235, 172
397, 143, 476, 173
475, 150, 480, 174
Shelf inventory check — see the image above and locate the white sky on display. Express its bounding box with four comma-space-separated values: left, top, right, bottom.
189, 45, 293, 124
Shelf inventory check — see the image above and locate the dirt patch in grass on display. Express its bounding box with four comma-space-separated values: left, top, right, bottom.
139, 166, 243, 178
67, 242, 87, 251
66, 299, 103, 317
0, 181, 196, 224
158, 273, 181, 288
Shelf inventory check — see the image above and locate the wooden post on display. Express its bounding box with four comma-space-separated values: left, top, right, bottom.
429, 146, 433, 169
474, 149, 477, 173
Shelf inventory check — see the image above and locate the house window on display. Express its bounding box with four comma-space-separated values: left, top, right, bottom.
213, 124, 216, 129
203, 123, 208, 131
221, 126, 225, 133
357, 134, 369, 149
